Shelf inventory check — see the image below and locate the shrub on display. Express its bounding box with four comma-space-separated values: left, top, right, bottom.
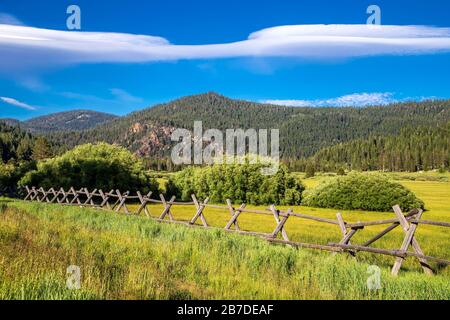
305, 163, 315, 178
301, 172, 424, 212
19, 143, 159, 193
438, 167, 447, 174
391, 173, 449, 182
0, 161, 36, 196
166, 161, 305, 205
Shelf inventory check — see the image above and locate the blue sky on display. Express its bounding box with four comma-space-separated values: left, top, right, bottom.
1, 0, 450, 120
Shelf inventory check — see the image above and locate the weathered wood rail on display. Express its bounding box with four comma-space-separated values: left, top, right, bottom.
23, 186, 450, 276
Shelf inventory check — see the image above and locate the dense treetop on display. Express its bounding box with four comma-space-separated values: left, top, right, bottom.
0, 122, 35, 163
19, 143, 159, 193
302, 172, 424, 211
295, 122, 450, 172
166, 160, 305, 205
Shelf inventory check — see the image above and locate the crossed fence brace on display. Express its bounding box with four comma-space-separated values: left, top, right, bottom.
22, 186, 450, 276
329, 206, 435, 275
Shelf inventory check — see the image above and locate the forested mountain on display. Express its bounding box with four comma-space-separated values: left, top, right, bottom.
46, 93, 450, 161
297, 123, 450, 172
3, 93, 449, 197
1, 110, 117, 133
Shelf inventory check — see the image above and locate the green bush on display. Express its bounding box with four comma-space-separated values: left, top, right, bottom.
166, 161, 305, 205
301, 172, 424, 212
19, 143, 158, 193
0, 161, 36, 196
305, 163, 316, 178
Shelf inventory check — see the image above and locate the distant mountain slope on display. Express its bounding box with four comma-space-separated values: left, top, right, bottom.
0, 118, 20, 127
13, 110, 117, 133
46, 93, 450, 159
305, 122, 450, 171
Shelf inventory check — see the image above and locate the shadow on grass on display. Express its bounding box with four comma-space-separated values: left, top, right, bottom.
0, 199, 13, 212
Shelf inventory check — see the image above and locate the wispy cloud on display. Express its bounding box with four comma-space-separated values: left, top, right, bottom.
59, 89, 145, 113
110, 88, 143, 103
1, 24, 450, 72
0, 13, 24, 26
0, 96, 36, 110
16, 77, 49, 92
263, 92, 399, 107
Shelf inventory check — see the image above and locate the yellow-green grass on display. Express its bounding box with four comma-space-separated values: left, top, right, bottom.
124, 172, 450, 275
1, 200, 449, 299
0, 172, 449, 299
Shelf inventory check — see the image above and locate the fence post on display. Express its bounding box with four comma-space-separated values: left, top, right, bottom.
190, 195, 209, 227
136, 191, 152, 217
115, 190, 130, 214
48, 188, 59, 203
159, 195, 175, 221
37, 187, 47, 202
391, 206, 433, 276
270, 205, 290, 241
30, 187, 39, 201
336, 212, 358, 256
98, 189, 110, 209
270, 207, 291, 241
225, 200, 245, 230
82, 188, 96, 206
59, 187, 69, 203
70, 188, 82, 205
24, 186, 32, 201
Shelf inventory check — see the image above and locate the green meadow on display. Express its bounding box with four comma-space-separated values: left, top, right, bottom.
0, 172, 449, 299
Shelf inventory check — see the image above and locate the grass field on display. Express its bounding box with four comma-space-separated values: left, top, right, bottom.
0, 172, 449, 299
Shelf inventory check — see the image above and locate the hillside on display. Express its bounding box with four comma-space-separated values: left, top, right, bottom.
0, 119, 20, 127
45, 93, 450, 159
2, 110, 117, 133
304, 122, 450, 172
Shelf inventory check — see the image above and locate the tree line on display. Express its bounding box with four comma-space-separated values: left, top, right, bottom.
286, 122, 450, 172
0, 122, 53, 163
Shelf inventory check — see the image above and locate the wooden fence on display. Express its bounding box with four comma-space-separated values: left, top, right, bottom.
23, 186, 450, 276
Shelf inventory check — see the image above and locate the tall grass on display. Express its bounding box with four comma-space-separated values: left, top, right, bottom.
0, 200, 449, 300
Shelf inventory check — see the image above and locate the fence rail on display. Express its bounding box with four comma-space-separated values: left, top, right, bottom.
23, 185, 450, 276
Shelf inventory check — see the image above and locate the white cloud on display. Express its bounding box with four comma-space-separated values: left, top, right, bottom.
0, 24, 450, 71
0, 96, 36, 110
263, 92, 397, 107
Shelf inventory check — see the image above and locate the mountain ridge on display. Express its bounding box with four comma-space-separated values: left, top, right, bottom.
1, 110, 118, 133
41, 92, 450, 159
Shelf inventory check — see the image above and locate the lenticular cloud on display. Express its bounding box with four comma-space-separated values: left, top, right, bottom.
1, 23, 450, 71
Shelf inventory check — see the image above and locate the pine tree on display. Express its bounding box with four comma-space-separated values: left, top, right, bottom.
32, 137, 52, 160
16, 137, 33, 161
